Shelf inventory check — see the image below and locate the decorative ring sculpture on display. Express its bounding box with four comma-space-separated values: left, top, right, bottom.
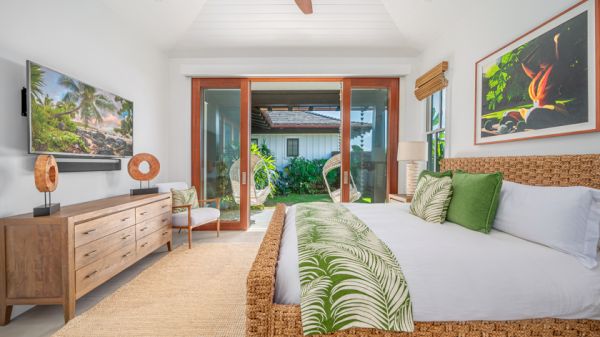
34, 155, 59, 192
128, 153, 160, 181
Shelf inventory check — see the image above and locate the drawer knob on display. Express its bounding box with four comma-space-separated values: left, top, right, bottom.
121, 217, 130, 222
140, 211, 148, 215
141, 242, 148, 248
84, 250, 97, 257
161, 219, 167, 223
161, 205, 168, 209
83, 229, 96, 235
122, 251, 132, 258
122, 234, 131, 240
140, 226, 148, 232
85, 270, 98, 279
162, 231, 168, 236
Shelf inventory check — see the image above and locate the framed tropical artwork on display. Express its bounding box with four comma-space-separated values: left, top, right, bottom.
475, 0, 599, 145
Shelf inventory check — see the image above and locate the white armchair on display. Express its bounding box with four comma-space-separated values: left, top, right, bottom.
156, 182, 221, 249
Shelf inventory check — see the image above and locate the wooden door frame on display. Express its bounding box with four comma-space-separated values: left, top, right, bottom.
191, 78, 250, 231
250, 77, 344, 82
191, 77, 399, 230
341, 78, 399, 202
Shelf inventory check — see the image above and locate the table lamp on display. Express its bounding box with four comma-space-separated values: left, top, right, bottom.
397, 141, 427, 196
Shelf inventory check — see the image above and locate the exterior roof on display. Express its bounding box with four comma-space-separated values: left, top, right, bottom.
252, 108, 371, 134
268, 110, 342, 128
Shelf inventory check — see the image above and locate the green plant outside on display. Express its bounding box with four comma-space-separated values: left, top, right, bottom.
264, 193, 331, 207
251, 142, 279, 196
278, 156, 340, 195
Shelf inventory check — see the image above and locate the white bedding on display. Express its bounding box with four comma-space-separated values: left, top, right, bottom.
274, 203, 600, 321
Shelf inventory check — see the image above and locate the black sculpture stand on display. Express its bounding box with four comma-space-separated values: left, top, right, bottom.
33, 192, 60, 217
130, 187, 159, 195
130, 180, 158, 195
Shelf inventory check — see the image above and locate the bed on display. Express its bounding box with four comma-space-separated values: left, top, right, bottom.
246, 154, 600, 337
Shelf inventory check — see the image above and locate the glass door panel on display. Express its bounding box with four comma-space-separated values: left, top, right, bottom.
192, 78, 249, 230
202, 89, 241, 221
349, 89, 388, 203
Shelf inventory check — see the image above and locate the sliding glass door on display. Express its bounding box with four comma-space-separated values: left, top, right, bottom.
192, 79, 250, 230
342, 79, 398, 203
191, 77, 398, 231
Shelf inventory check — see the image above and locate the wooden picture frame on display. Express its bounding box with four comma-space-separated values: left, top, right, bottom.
474, 0, 599, 145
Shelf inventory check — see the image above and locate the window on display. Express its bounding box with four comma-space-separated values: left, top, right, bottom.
286, 138, 299, 157
251, 138, 258, 145
426, 90, 446, 172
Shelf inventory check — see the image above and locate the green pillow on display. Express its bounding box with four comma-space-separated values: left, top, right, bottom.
418, 170, 453, 181
171, 187, 200, 213
446, 172, 503, 233
410, 175, 453, 223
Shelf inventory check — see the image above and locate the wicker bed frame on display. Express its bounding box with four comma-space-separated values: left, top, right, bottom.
246, 154, 600, 337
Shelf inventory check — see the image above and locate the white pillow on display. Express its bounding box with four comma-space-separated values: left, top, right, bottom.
493, 181, 600, 268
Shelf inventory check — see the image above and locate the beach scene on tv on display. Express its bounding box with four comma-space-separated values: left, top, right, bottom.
29, 62, 133, 157
480, 11, 588, 139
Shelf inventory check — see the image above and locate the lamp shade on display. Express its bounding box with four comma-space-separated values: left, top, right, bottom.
397, 141, 427, 161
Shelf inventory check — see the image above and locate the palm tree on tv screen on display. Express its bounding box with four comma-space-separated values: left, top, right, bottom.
114, 96, 133, 137
54, 76, 116, 126
29, 63, 45, 104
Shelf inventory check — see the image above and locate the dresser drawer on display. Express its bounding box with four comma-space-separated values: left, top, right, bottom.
136, 225, 171, 258
137, 212, 170, 240
75, 243, 136, 298
75, 209, 136, 247
75, 226, 136, 270
135, 198, 171, 223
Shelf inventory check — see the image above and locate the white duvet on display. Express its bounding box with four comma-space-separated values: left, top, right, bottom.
274, 203, 600, 321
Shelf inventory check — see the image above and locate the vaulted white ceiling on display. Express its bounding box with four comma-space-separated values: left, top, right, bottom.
102, 0, 449, 58
172, 0, 415, 57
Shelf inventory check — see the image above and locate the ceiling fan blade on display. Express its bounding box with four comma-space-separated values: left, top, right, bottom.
294, 0, 313, 14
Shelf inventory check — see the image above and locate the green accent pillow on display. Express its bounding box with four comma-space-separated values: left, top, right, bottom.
446, 172, 503, 233
418, 170, 453, 181
171, 187, 200, 214
410, 175, 453, 223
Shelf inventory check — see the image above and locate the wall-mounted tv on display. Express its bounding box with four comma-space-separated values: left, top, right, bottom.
27, 61, 133, 158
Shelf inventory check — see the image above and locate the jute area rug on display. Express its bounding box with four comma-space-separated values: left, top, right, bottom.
53, 242, 259, 337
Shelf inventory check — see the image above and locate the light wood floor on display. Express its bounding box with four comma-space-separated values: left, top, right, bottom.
0, 229, 266, 337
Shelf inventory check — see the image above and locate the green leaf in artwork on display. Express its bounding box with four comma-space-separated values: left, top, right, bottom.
485, 64, 500, 78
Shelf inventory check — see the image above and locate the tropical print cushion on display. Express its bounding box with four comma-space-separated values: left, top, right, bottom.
296, 202, 413, 336
171, 187, 200, 213
410, 175, 453, 223
418, 169, 453, 181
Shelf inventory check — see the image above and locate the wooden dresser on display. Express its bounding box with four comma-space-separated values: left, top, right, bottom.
0, 193, 172, 325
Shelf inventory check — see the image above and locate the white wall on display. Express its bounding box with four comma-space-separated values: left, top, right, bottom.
0, 0, 169, 318
404, 0, 600, 158
253, 133, 340, 170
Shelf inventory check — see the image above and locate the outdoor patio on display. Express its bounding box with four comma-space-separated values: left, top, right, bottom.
220, 193, 332, 230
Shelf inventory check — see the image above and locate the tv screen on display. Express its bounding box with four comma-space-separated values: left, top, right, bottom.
27, 61, 133, 158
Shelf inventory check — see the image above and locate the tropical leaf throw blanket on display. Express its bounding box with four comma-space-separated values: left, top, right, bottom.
296, 202, 414, 336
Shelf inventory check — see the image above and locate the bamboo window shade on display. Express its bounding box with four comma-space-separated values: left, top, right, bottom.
414, 61, 448, 100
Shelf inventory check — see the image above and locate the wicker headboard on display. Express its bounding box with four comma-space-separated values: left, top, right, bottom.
441, 154, 600, 189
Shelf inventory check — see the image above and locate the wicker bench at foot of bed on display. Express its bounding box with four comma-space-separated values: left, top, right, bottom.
248, 154, 600, 337
271, 304, 599, 337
